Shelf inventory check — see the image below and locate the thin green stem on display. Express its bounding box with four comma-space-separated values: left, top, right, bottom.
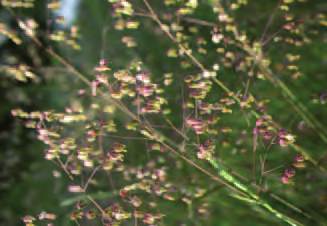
240, 38, 327, 144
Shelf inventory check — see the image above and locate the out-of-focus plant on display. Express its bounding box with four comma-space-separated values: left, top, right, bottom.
0, 1, 73, 224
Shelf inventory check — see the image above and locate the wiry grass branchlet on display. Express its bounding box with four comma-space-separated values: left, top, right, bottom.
5, 0, 327, 225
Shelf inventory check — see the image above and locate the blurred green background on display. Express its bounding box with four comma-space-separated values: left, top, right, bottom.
1, 0, 327, 225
